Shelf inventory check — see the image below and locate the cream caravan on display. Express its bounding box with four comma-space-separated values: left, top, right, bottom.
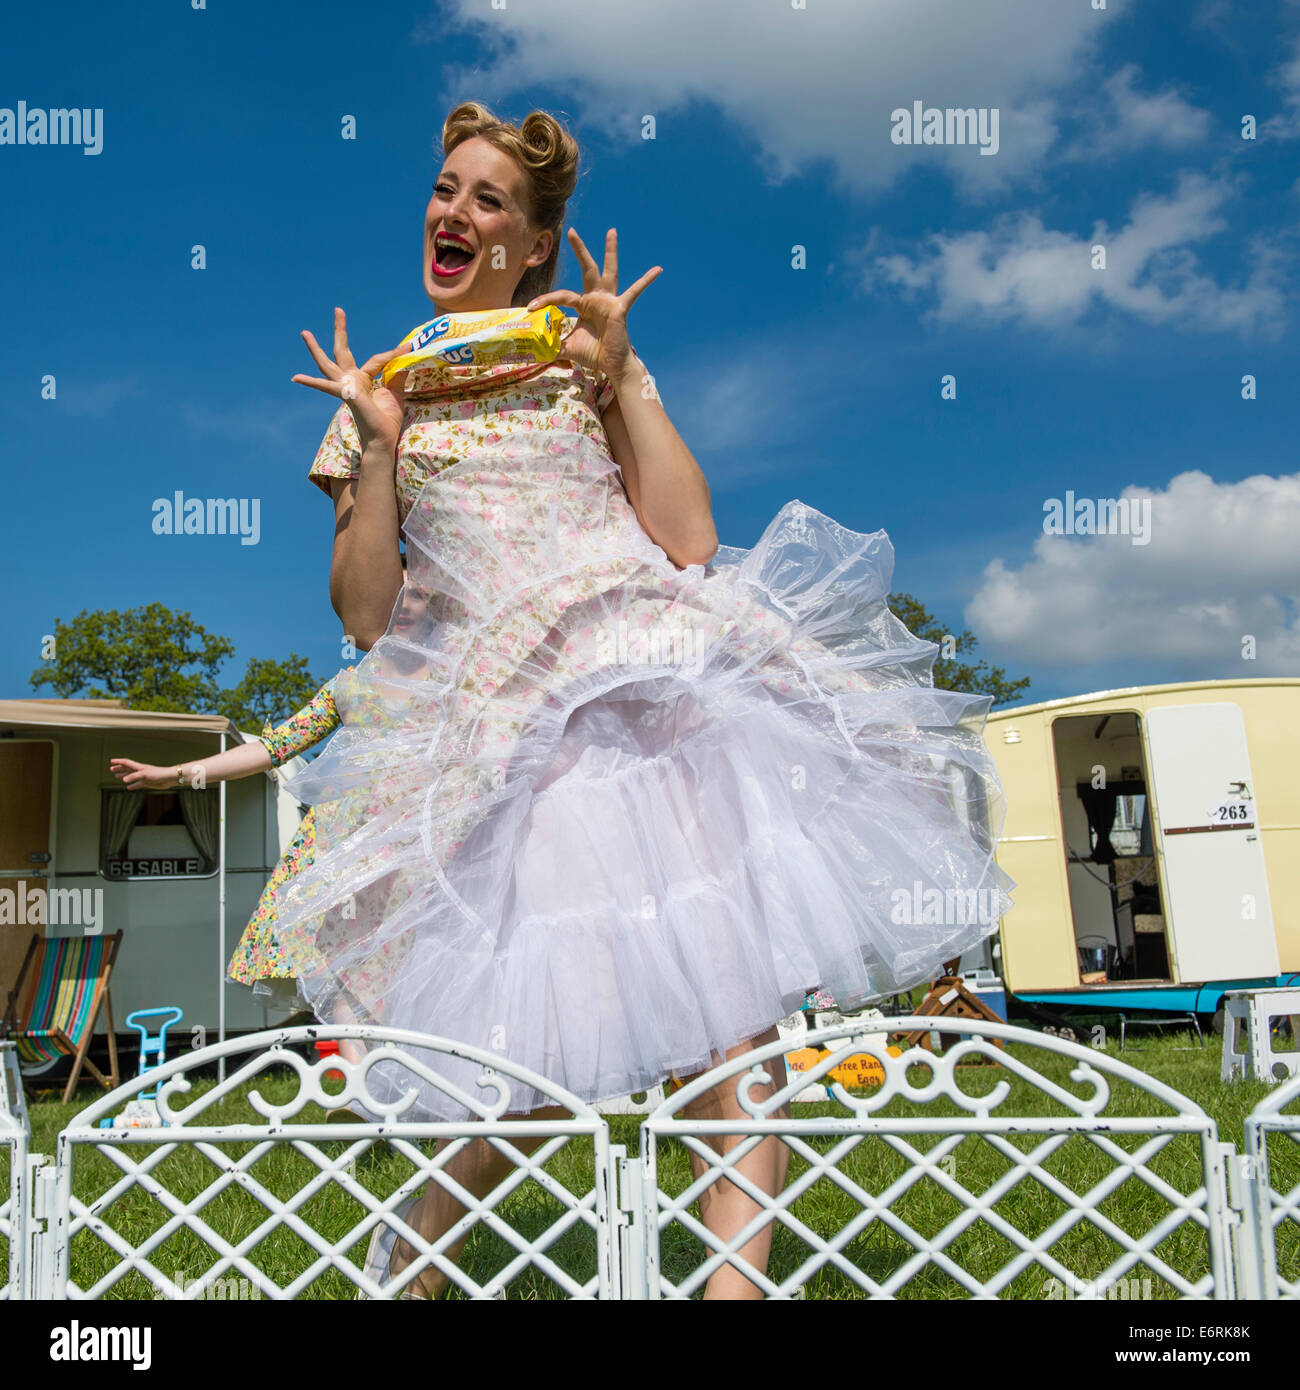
972, 679, 1298, 1023
0, 697, 313, 1079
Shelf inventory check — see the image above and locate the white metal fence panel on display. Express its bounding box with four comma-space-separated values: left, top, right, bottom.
49, 1026, 617, 1300
639, 1017, 1232, 1300
6, 1019, 1295, 1299
0, 1043, 28, 1300
1243, 1067, 1300, 1299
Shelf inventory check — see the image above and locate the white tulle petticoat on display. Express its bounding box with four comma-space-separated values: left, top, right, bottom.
275, 427, 1014, 1122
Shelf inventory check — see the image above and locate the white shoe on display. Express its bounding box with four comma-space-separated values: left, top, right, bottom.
355, 1194, 424, 1299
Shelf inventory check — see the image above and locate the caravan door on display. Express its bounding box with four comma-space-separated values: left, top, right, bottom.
0, 739, 56, 1007
1144, 703, 1278, 983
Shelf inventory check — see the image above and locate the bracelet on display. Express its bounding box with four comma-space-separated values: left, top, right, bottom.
176, 765, 186, 787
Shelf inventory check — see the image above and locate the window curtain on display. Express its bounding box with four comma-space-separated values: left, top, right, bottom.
177, 788, 218, 865
103, 790, 146, 857
1078, 786, 1120, 864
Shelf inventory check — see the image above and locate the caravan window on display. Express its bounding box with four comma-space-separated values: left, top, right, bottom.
1111, 793, 1147, 856
99, 788, 217, 879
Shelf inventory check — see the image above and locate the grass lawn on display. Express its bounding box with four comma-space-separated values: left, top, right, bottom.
2, 1023, 1296, 1299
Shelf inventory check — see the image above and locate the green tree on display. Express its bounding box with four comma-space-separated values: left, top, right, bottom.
888, 591, 1031, 708
30, 604, 321, 727
31, 604, 235, 712
216, 654, 322, 732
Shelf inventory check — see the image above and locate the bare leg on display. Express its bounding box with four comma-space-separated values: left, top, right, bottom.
676, 1025, 791, 1300
389, 1103, 573, 1298
386, 1028, 792, 1301
327, 998, 365, 1067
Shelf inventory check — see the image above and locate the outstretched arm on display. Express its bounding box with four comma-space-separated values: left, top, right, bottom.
110, 741, 271, 791
110, 679, 344, 790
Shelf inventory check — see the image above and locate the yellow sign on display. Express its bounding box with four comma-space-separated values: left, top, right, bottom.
784, 1045, 902, 1089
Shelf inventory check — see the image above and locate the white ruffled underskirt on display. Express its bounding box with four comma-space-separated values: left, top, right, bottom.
275, 428, 1014, 1122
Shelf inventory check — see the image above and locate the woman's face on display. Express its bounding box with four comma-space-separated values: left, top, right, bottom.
424, 136, 553, 311
391, 580, 423, 637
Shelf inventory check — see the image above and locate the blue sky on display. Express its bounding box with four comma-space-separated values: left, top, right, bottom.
2, 0, 1298, 712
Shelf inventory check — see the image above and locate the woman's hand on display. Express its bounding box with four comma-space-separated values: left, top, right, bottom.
293, 308, 411, 456
527, 229, 661, 386
110, 758, 180, 791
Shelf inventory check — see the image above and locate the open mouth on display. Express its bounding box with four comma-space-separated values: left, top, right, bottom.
432, 232, 476, 277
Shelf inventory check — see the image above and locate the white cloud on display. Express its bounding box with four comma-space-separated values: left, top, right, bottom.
1192, 0, 1237, 35
966, 470, 1300, 675
1263, 31, 1300, 138
421, 0, 1123, 198
868, 172, 1286, 335
1059, 63, 1211, 159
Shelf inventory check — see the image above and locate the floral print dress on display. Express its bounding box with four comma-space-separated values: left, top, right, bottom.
226, 674, 348, 986
265, 316, 1013, 1122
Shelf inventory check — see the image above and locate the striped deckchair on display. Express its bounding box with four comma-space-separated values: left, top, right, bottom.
2, 932, 122, 1103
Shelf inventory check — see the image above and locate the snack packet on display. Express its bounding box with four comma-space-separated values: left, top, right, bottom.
378, 305, 569, 386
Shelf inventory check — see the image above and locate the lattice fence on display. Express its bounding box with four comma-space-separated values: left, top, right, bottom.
0, 1020, 1295, 1299
48, 1028, 617, 1300
1243, 1067, 1300, 1299
0, 1043, 27, 1300
638, 1018, 1232, 1299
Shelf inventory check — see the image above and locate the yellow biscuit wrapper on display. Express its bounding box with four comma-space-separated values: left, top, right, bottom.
378, 305, 569, 386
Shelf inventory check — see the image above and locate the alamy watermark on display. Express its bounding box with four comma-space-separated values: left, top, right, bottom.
890, 881, 1003, 926
595, 617, 706, 667
152, 491, 261, 545
49, 1322, 150, 1367
2, 102, 103, 155
1042, 1272, 1158, 1300
154, 1271, 263, 1300
1043, 491, 1151, 545
0, 882, 103, 933
890, 101, 999, 156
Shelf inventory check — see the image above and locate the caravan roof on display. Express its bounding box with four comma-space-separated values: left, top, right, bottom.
986, 676, 1299, 721
0, 698, 247, 742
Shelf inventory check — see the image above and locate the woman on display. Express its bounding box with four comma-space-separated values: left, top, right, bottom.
277, 101, 1013, 1299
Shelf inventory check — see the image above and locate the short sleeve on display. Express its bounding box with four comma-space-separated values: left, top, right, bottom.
308, 404, 362, 498
260, 676, 344, 766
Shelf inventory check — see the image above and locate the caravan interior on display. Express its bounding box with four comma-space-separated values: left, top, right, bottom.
1050, 712, 1169, 985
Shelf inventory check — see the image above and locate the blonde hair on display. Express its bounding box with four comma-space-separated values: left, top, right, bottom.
440, 102, 581, 308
